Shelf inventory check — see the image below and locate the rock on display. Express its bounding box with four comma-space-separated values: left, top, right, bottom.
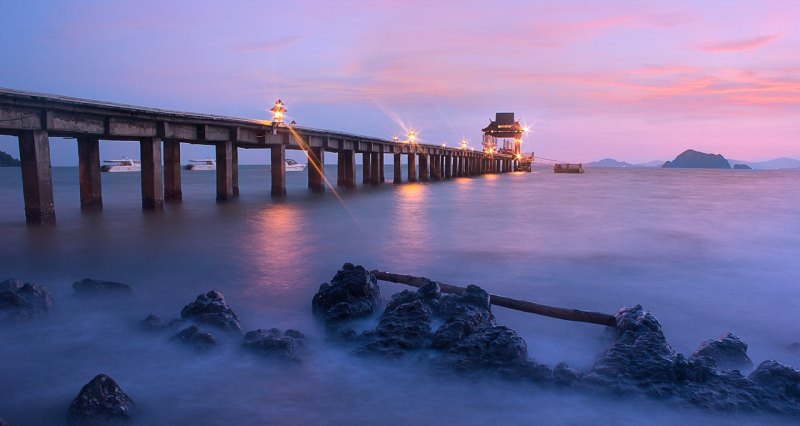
432, 285, 495, 349
242, 328, 306, 362
436, 326, 533, 377
749, 360, 800, 400
0, 279, 52, 321
180, 290, 241, 332
171, 325, 216, 350
733, 163, 752, 170
142, 314, 166, 331
553, 362, 581, 386
312, 263, 380, 325
0, 417, 7, 426
691, 333, 753, 370
67, 374, 135, 424
356, 298, 433, 358
662, 149, 732, 169
73, 278, 133, 296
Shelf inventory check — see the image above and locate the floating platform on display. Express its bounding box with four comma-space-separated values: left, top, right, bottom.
554, 163, 585, 173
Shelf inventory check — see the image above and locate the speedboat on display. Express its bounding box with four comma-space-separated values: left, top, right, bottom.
101, 157, 140, 172
185, 159, 216, 171
286, 159, 306, 172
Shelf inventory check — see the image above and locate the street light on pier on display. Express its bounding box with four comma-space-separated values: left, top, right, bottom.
270, 99, 286, 135
460, 138, 468, 150
407, 129, 417, 144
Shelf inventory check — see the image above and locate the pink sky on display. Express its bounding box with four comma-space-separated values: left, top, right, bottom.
1, 0, 799, 164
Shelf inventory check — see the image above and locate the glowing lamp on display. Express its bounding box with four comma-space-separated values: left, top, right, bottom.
408, 129, 417, 143
392, 136, 400, 142
460, 138, 468, 150
270, 99, 286, 135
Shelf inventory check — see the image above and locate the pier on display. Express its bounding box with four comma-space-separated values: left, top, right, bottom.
0, 88, 520, 224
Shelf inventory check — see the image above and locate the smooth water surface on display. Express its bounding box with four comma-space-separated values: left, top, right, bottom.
1, 165, 799, 425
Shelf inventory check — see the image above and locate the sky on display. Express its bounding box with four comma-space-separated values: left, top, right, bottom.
1, 0, 799, 165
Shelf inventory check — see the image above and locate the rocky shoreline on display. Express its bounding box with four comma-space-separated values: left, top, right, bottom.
2, 265, 799, 424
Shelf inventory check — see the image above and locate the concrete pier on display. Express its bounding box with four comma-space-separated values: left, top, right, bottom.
393, 153, 402, 183
379, 147, 385, 183
140, 137, 164, 210
77, 137, 102, 209
216, 141, 234, 201
18, 130, 55, 224
362, 152, 371, 185
407, 152, 417, 182
444, 155, 452, 179
370, 151, 381, 185
339, 150, 355, 188
232, 146, 239, 196
271, 144, 286, 196
419, 154, 429, 182
163, 141, 182, 202
308, 147, 325, 192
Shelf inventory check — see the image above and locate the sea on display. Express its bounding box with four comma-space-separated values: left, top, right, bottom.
1, 164, 799, 425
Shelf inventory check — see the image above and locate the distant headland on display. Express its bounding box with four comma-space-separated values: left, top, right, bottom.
662, 149, 731, 169
0, 150, 21, 167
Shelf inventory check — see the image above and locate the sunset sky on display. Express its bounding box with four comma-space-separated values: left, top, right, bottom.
1, 0, 798, 164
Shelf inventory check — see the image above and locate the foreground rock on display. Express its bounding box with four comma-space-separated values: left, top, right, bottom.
180, 290, 241, 332
73, 278, 133, 296
243, 328, 306, 362
662, 149, 731, 169
0, 279, 52, 321
312, 263, 380, 325
691, 332, 753, 370
172, 325, 216, 350
0, 416, 7, 426
67, 374, 135, 424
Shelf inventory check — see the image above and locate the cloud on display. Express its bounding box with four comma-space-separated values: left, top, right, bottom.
235, 36, 303, 52
699, 34, 778, 52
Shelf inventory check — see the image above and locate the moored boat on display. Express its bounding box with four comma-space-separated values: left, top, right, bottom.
101, 157, 140, 172
554, 163, 585, 174
184, 159, 216, 171
286, 159, 306, 172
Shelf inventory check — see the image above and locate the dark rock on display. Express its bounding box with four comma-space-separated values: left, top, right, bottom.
749, 360, 800, 402
142, 314, 166, 331
67, 374, 135, 424
436, 326, 531, 376
0, 416, 7, 426
691, 333, 753, 370
432, 285, 495, 349
0, 279, 52, 321
312, 263, 380, 325
553, 362, 581, 386
73, 278, 133, 296
171, 325, 216, 350
0, 150, 20, 167
733, 163, 752, 170
356, 298, 433, 358
242, 328, 306, 362
662, 149, 732, 169
180, 290, 241, 332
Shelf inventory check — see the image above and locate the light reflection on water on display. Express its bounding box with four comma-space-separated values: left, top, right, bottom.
0, 166, 799, 425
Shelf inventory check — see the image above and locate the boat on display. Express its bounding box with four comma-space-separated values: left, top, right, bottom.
553, 163, 585, 174
286, 159, 306, 172
101, 157, 140, 173
184, 159, 216, 171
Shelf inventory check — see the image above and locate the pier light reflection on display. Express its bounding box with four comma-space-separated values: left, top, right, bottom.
391, 184, 431, 265
248, 204, 312, 291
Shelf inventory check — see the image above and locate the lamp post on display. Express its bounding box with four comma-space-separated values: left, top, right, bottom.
270, 99, 286, 135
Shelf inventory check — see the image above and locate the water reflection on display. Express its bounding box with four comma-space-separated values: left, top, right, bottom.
389, 183, 430, 267
246, 203, 311, 291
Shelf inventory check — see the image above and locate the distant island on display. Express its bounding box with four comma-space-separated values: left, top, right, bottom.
733, 164, 752, 170
0, 150, 21, 167
662, 149, 731, 169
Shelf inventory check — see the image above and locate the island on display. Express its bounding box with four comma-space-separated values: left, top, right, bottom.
0, 150, 21, 167
662, 149, 731, 169
733, 164, 752, 170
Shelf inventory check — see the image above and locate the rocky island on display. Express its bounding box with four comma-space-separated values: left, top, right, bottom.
663, 149, 731, 169
0, 150, 21, 167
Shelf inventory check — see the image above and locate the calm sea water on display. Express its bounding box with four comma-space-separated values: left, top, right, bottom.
1, 164, 799, 425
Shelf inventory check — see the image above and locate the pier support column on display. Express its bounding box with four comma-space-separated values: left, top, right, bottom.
232, 146, 239, 196
370, 152, 381, 185
343, 150, 355, 188
337, 151, 346, 187
407, 152, 417, 182
433, 155, 441, 180
419, 154, 429, 182
308, 147, 325, 192
444, 155, 451, 179
140, 137, 164, 210
18, 130, 55, 224
379, 147, 385, 183
393, 153, 402, 183
362, 152, 371, 185
77, 137, 102, 209
455, 156, 461, 177
271, 145, 286, 196
163, 141, 182, 202
216, 141, 234, 201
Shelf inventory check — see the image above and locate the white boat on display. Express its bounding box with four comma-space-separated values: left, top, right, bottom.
286, 159, 306, 172
101, 157, 140, 173
184, 159, 216, 171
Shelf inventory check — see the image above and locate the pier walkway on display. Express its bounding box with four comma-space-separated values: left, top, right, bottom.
0, 88, 517, 224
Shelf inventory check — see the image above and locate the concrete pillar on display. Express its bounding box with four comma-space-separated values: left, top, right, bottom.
232, 146, 239, 196
407, 152, 417, 182
419, 154, 429, 182
140, 137, 164, 210
216, 141, 234, 201
393, 153, 402, 183
337, 151, 346, 187
432, 155, 440, 180
163, 141, 182, 202
379, 147, 385, 183
77, 137, 102, 209
308, 147, 325, 192
271, 144, 286, 196
18, 130, 55, 224
455, 156, 461, 177
370, 151, 381, 185
362, 152, 371, 185
343, 150, 355, 188
444, 155, 451, 179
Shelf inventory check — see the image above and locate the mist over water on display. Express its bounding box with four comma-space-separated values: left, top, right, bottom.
1, 165, 799, 425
